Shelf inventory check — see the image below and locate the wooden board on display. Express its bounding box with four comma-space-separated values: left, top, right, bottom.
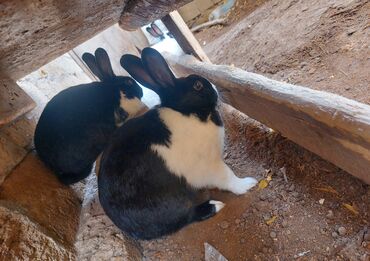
0, 78, 36, 127
119, 0, 191, 31
164, 53, 370, 184
0, 0, 127, 81
162, 11, 211, 63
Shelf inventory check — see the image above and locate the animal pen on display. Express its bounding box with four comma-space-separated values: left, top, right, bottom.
1, 0, 369, 260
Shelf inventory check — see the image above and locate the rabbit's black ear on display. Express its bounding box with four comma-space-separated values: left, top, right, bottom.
95, 48, 115, 80
141, 48, 176, 88
120, 54, 161, 93
82, 52, 105, 81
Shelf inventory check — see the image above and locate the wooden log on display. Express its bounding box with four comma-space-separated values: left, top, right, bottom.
119, 0, 192, 31
1, 0, 126, 80
0, 77, 36, 127
162, 11, 211, 63
191, 18, 226, 32
164, 53, 370, 184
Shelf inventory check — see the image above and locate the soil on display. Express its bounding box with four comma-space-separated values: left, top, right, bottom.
197, 0, 370, 104
142, 0, 370, 260
2, 0, 369, 259
142, 105, 370, 261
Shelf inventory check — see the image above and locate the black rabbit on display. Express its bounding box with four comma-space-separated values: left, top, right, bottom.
98, 48, 257, 240
34, 48, 147, 185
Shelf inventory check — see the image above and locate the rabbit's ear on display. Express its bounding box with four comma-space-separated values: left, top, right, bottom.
95, 48, 115, 80
120, 54, 161, 93
141, 48, 176, 88
82, 52, 105, 81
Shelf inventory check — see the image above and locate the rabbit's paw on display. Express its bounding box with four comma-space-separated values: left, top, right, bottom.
229, 177, 257, 195
209, 200, 225, 212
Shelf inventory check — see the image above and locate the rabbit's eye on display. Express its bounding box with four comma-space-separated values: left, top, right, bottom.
193, 81, 203, 91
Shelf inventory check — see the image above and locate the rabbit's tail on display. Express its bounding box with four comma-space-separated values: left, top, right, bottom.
58, 167, 92, 185
190, 200, 225, 222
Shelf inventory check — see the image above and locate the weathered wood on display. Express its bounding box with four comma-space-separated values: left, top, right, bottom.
164, 53, 370, 184
68, 51, 99, 82
119, 0, 192, 31
0, 78, 36, 127
0, 0, 125, 80
162, 11, 211, 63
191, 18, 226, 32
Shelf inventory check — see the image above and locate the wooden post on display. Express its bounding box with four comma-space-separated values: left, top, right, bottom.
162, 11, 211, 63
68, 51, 99, 82
164, 53, 370, 184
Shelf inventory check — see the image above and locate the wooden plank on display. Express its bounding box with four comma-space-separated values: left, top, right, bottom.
0, 0, 126, 80
68, 50, 99, 82
119, 0, 192, 31
164, 53, 370, 184
0, 78, 36, 127
162, 11, 211, 63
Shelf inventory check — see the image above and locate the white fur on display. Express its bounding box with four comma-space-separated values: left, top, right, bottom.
151, 108, 257, 195
119, 93, 147, 119
209, 200, 225, 212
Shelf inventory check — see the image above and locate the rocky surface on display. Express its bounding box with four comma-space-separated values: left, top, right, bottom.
0, 205, 74, 260
0, 153, 81, 259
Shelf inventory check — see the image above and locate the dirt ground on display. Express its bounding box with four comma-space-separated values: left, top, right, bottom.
142, 0, 370, 260
197, 0, 370, 104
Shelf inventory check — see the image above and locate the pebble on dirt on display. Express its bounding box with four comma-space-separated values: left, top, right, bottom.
337, 227, 346, 236
220, 221, 229, 229
326, 210, 334, 219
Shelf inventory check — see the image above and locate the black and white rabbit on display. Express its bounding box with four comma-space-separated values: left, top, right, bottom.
98, 48, 257, 240
34, 48, 147, 185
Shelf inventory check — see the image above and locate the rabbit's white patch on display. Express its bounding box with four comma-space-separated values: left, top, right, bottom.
119, 93, 147, 118
151, 108, 257, 194
209, 200, 225, 212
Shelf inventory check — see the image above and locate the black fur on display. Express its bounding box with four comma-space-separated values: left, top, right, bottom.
98, 48, 222, 240
34, 48, 143, 185
99, 111, 218, 240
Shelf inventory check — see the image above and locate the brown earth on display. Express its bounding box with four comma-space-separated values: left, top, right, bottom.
197, 0, 370, 104
142, 104, 370, 261
1, 0, 369, 259
142, 0, 370, 260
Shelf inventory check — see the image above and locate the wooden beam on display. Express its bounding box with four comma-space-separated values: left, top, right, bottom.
0, 77, 36, 127
191, 18, 227, 33
164, 53, 370, 184
68, 50, 99, 82
162, 11, 211, 63
1, 0, 125, 80
119, 0, 192, 31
